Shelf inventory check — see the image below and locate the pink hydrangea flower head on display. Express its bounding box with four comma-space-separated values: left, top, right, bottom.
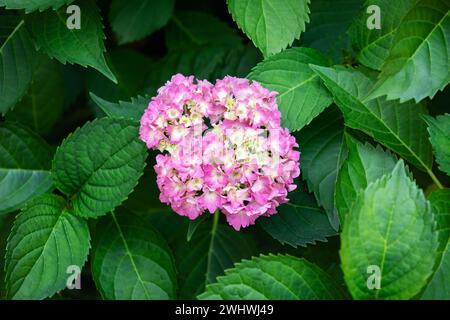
141, 75, 300, 231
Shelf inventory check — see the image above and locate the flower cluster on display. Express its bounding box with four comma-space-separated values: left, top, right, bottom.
140, 74, 300, 230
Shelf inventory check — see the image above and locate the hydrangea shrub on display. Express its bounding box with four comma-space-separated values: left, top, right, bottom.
0, 0, 449, 301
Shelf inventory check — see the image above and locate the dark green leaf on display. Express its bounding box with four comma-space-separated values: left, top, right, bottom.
92, 211, 177, 299
0, 0, 74, 12
259, 188, 336, 247
29, 0, 116, 83
0, 12, 36, 115
5, 194, 90, 299
110, 0, 175, 44
52, 118, 147, 218
423, 114, 450, 176
0, 122, 53, 214
6, 55, 64, 134
297, 107, 346, 230
89, 93, 149, 121
199, 254, 348, 299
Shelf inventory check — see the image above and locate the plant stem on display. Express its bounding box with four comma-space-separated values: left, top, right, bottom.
427, 169, 444, 189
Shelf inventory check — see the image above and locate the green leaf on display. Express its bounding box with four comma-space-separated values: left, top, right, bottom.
176, 218, 257, 299
423, 114, 450, 176
301, 0, 364, 61
248, 47, 333, 131
0, 122, 53, 215
0, 12, 36, 115
89, 93, 149, 121
198, 254, 348, 300
186, 214, 208, 242
92, 211, 177, 299
6, 55, 64, 135
367, 0, 450, 102
52, 118, 147, 218
311, 65, 433, 174
165, 11, 243, 51
348, 0, 418, 70
110, 0, 174, 44
297, 107, 346, 230
0, 214, 14, 298
259, 187, 336, 247
87, 48, 154, 103
421, 189, 450, 299
335, 135, 397, 224
340, 161, 438, 299
0, 0, 74, 12
227, 0, 311, 57
149, 45, 239, 87
29, 0, 116, 83
5, 194, 90, 299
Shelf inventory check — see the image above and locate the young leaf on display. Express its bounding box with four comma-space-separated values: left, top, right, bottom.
0, 12, 36, 115
0, 122, 53, 215
340, 161, 438, 299
28, 0, 116, 83
92, 211, 177, 299
367, 0, 450, 102
198, 254, 348, 300
0, 0, 74, 12
297, 107, 346, 230
165, 11, 243, 51
335, 135, 397, 224
110, 0, 175, 44
311, 65, 433, 175
5, 194, 90, 299
248, 47, 333, 132
258, 187, 337, 248
348, 0, 418, 70
52, 118, 147, 218
6, 55, 64, 135
423, 114, 450, 176
227, 0, 311, 57
89, 93, 149, 121
421, 189, 450, 299
301, 0, 364, 61
176, 219, 257, 299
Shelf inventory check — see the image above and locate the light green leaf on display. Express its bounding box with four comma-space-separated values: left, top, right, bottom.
301, 0, 364, 61
348, 0, 418, 70
176, 218, 257, 299
421, 189, 450, 299
6, 55, 64, 135
0, 0, 74, 12
5, 194, 90, 299
198, 254, 348, 300
0, 122, 53, 215
423, 114, 450, 176
367, 0, 450, 102
0, 12, 36, 115
110, 0, 174, 44
29, 0, 116, 83
340, 161, 438, 299
335, 135, 397, 224
92, 211, 177, 299
297, 107, 346, 230
227, 0, 310, 57
165, 11, 243, 51
311, 65, 433, 174
89, 93, 149, 121
52, 118, 147, 218
248, 47, 333, 131
259, 187, 336, 247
